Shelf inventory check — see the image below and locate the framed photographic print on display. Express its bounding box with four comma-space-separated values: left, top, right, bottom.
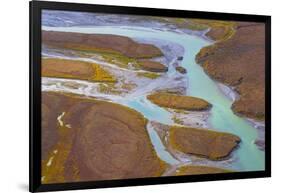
30, 1, 271, 192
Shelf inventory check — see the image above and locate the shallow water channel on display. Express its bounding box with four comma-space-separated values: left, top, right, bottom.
43, 26, 265, 172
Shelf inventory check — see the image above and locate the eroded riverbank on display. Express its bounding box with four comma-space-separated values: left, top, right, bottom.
41, 24, 265, 182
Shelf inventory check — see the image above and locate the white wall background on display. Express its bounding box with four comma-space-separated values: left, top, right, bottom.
0, 0, 279, 192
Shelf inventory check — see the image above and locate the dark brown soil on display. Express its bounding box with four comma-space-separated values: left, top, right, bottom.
147, 93, 211, 111
175, 66, 187, 74
41, 92, 166, 184
169, 126, 241, 160
138, 60, 168, 72
42, 31, 163, 58
196, 22, 265, 120
42, 58, 116, 82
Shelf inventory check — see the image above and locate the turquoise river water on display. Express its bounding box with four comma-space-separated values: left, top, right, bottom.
43, 26, 265, 172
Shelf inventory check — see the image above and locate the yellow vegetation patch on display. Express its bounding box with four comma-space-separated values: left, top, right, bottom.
101, 52, 140, 69
41, 113, 78, 184
175, 165, 232, 176
91, 63, 116, 82
189, 19, 237, 41
137, 72, 162, 79
42, 58, 116, 82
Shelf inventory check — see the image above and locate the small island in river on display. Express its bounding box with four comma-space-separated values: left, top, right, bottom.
40, 10, 266, 184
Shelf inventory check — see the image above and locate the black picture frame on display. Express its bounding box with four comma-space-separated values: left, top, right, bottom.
30, 1, 271, 192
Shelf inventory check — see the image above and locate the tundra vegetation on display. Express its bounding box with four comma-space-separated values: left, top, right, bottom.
169, 126, 241, 160
174, 165, 232, 176
41, 92, 167, 183
40, 12, 265, 183
147, 93, 211, 111
195, 22, 265, 120
42, 58, 116, 82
